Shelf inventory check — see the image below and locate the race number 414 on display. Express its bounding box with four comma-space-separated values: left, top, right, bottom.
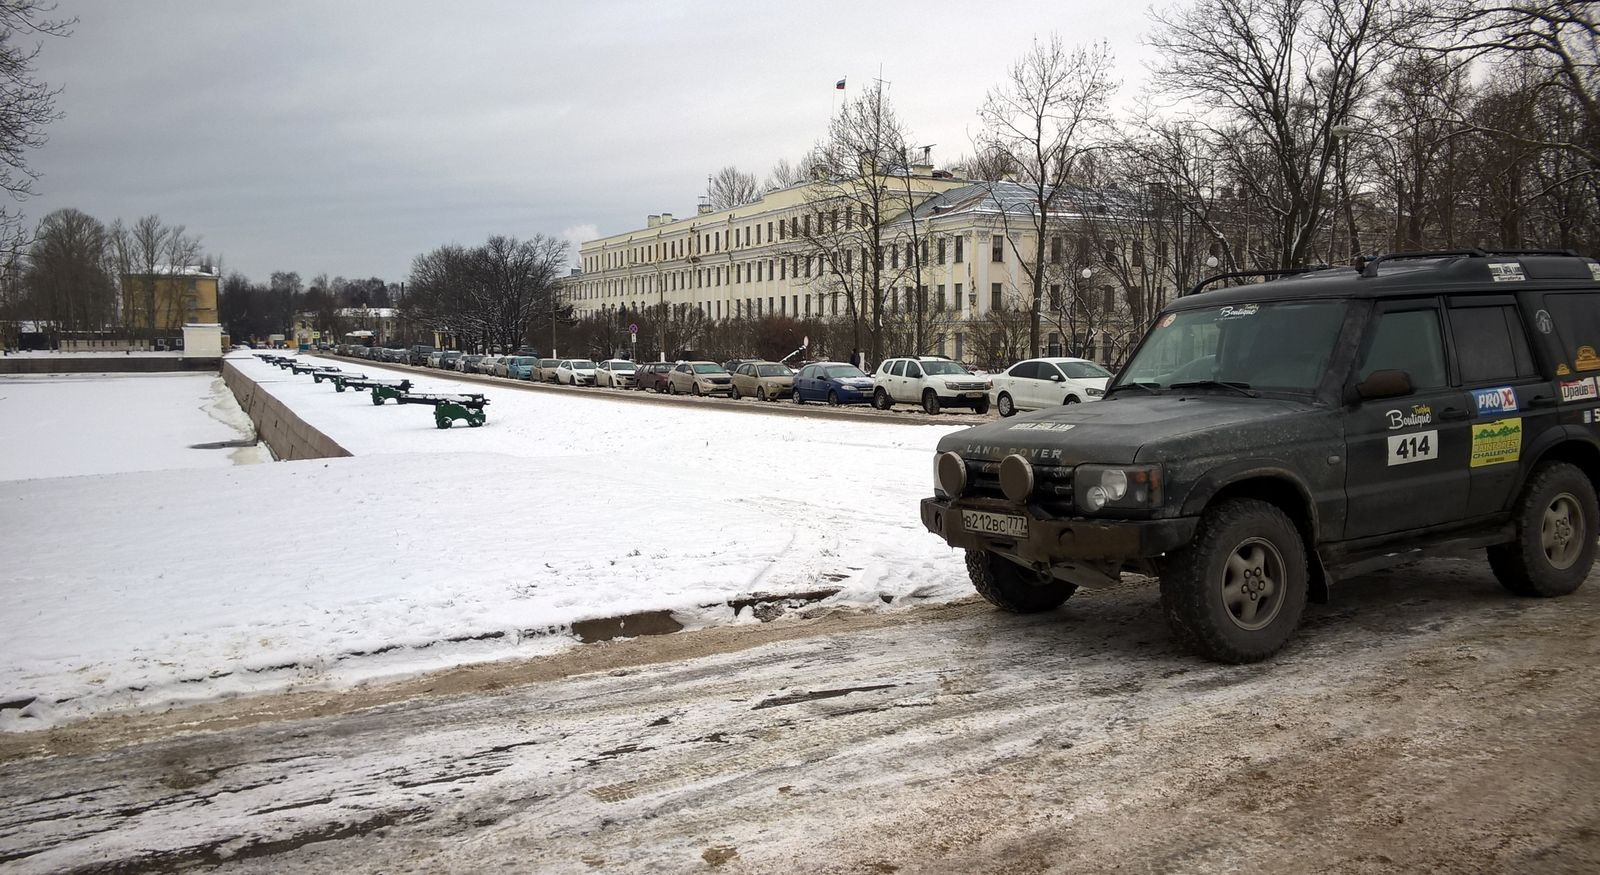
1387, 430, 1438, 466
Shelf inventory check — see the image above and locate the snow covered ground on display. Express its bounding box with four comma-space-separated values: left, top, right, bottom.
0, 372, 268, 480
1, 353, 973, 730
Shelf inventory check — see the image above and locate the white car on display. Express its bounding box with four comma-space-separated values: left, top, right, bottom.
990, 357, 1113, 416
596, 359, 637, 388
476, 355, 502, 375
556, 358, 597, 386
871, 356, 992, 415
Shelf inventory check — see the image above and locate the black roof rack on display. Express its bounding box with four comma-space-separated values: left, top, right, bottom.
1184, 268, 1321, 297
1356, 248, 1581, 277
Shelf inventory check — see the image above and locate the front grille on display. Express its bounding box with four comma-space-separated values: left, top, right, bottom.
948, 381, 987, 392
965, 459, 1074, 514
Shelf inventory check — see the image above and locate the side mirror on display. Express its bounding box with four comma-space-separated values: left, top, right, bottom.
1354, 369, 1413, 402
1051, 374, 1063, 382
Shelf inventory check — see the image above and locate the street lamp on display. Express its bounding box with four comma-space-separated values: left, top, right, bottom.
1330, 123, 1404, 255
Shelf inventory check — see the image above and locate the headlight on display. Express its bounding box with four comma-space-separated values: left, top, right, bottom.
1075, 464, 1161, 513
1086, 387, 1104, 397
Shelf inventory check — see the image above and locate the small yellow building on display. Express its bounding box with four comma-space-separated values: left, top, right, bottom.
121, 266, 219, 333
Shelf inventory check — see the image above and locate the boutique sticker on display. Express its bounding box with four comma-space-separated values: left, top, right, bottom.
1470, 418, 1522, 468
1386, 404, 1433, 430
1219, 304, 1258, 319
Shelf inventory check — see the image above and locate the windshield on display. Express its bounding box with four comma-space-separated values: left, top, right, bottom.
572, 360, 596, 369
1117, 300, 1347, 393
920, 361, 969, 376
611, 362, 636, 372
757, 364, 793, 376
824, 365, 866, 378
692, 363, 725, 374
1061, 361, 1112, 379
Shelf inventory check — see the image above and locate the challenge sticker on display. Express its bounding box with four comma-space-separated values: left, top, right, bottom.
1471, 386, 1518, 416
1576, 345, 1599, 372
1560, 377, 1599, 403
1488, 262, 1526, 282
1470, 418, 1523, 468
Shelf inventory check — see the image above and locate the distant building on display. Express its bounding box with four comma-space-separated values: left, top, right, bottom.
120, 266, 219, 340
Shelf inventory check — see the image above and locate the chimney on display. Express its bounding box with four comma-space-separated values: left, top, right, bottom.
911, 162, 934, 177
646, 214, 661, 228
660, 213, 674, 223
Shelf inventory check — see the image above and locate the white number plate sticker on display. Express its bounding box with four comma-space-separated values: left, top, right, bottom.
1387, 430, 1438, 466
962, 510, 1028, 538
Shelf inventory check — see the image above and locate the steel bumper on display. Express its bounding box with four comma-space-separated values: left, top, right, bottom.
920, 497, 1198, 562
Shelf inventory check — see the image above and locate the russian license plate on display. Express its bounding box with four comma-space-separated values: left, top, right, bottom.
962, 510, 1028, 538
963, 392, 984, 398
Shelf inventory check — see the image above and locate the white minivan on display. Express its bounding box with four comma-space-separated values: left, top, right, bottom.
989, 357, 1112, 416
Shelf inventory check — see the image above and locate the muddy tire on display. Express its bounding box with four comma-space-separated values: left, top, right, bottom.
966, 550, 1076, 613
1488, 462, 1597, 597
1158, 498, 1308, 663
997, 392, 1016, 417
873, 388, 892, 410
922, 390, 941, 416
827, 390, 841, 406
731, 385, 742, 400
973, 397, 991, 415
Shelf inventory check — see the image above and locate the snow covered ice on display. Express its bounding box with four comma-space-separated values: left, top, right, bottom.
0, 355, 973, 730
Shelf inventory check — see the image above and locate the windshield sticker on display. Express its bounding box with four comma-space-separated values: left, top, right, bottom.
1387, 430, 1437, 466
1471, 386, 1519, 416
1158, 313, 1177, 329
1009, 422, 1076, 432
1560, 377, 1599, 404
1535, 309, 1554, 334
1386, 404, 1433, 430
1470, 418, 1522, 468
1590, 263, 1600, 281
1219, 304, 1258, 319
1576, 345, 1599, 372
1488, 262, 1526, 282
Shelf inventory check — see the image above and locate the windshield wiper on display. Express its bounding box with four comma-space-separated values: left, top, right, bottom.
1105, 380, 1162, 397
1169, 379, 1260, 398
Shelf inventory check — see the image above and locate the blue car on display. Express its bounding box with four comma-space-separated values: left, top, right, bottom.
504, 355, 538, 380
793, 362, 876, 405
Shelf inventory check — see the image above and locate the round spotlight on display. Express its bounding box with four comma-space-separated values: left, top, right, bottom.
935, 451, 968, 497
999, 454, 1035, 502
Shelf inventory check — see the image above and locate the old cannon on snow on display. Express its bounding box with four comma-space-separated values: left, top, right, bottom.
397, 392, 490, 428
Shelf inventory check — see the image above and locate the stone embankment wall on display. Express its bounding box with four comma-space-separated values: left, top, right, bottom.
0, 356, 221, 374
221, 360, 351, 461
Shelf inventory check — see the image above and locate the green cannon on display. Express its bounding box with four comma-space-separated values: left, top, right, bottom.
309, 367, 344, 383
289, 361, 324, 375
398, 392, 490, 428
327, 373, 369, 392
274, 358, 297, 370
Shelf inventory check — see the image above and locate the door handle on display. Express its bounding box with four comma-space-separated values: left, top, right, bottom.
1524, 394, 1556, 409
1439, 407, 1469, 421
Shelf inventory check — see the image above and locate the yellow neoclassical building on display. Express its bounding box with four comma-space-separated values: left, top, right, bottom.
120, 266, 219, 333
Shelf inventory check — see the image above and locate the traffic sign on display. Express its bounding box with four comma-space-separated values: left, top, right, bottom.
628, 323, 639, 334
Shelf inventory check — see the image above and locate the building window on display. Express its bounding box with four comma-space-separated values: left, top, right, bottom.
991, 236, 1004, 262
780, 295, 786, 315
920, 238, 928, 264
991, 283, 1003, 311
803, 214, 811, 236
804, 256, 812, 278
890, 246, 898, 269
779, 221, 786, 241
905, 241, 914, 266
1051, 236, 1062, 263
955, 332, 964, 359
768, 296, 775, 314
954, 236, 964, 263
768, 259, 774, 281
845, 250, 852, 272
804, 294, 811, 316
780, 259, 786, 280
1132, 239, 1145, 267
936, 284, 946, 311
1050, 284, 1062, 310
938, 238, 947, 264
767, 221, 773, 242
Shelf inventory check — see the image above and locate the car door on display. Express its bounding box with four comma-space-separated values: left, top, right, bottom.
1343, 300, 1473, 540
1446, 296, 1553, 518
1012, 361, 1042, 408
1038, 361, 1072, 406
899, 360, 922, 402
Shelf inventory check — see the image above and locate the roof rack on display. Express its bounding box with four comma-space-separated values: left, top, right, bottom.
1356, 247, 1580, 277
1184, 268, 1320, 297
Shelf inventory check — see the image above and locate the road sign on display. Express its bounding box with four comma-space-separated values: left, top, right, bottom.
628, 323, 638, 334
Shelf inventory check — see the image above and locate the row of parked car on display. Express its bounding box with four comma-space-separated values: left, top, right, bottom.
338, 343, 1117, 417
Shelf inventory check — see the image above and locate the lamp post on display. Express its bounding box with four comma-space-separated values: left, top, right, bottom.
1330, 123, 1404, 256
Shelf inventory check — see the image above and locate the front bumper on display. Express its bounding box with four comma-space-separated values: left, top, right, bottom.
920, 497, 1197, 563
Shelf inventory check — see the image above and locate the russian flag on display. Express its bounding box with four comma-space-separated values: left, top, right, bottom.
835, 78, 846, 90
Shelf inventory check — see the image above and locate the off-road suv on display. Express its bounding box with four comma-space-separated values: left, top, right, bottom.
874, 356, 993, 414
921, 250, 1600, 662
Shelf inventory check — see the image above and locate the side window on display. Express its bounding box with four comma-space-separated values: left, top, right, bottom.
1042, 363, 1065, 381
1448, 303, 1537, 384
889, 360, 906, 377
1011, 361, 1038, 380
1360, 308, 1448, 390
906, 362, 924, 378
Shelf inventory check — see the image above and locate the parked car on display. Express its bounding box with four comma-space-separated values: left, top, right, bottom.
477, 354, 502, 375
534, 358, 562, 382
504, 356, 538, 379
666, 361, 733, 396
722, 358, 763, 375
437, 350, 462, 370
408, 345, 435, 365
493, 356, 514, 377
596, 359, 637, 388
731, 361, 795, 401
636, 361, 674, 392
990, 357, 1114, 416
456, 354, 485, 373
556, 359, 598, 386
793, 362, 875, 405
873, 356, 993, 414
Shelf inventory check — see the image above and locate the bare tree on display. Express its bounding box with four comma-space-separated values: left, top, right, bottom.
22, 207, 114, 332
978, 36, 1118, 355
1147, 0, 1408, 268
763, 154, 822, 192
0, 1, 72, 261
706, 165, 761, 210
106, 214, 199, 342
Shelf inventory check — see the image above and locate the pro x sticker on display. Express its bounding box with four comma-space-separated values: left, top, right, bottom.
1471, 386, 1518, 416
1387, 430, 1437, 466
1470, 418, 1523, 468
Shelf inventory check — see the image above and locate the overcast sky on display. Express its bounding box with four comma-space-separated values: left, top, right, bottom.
23, 1, 1158, 283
